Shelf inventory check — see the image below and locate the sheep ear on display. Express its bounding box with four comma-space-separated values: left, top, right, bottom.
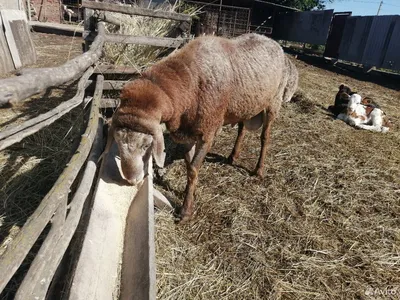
152, 125, 165, 168
339, 84, 344, 90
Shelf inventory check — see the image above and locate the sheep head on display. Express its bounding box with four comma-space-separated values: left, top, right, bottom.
105, 120, 165, 186
103, 79, 171, 185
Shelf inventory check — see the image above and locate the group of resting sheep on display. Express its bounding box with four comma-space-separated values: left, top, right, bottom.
104, 33, 392, 223
329, 84, 392, 133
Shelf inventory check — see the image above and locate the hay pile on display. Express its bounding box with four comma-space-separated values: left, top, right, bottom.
154, 56, 400, 299
102, 1, 199, 70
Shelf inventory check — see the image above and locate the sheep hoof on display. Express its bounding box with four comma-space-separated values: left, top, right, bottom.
178, 214, 193, 224
175, 207, 194, 224
227, 155, 235, 165
250, 169, 264, 179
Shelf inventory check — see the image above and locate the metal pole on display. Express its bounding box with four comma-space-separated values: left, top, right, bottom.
216, 0, 222, 36
26, 0, 31, 21
377, 0, 383, 15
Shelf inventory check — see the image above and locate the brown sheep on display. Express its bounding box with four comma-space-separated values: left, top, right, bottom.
105, 33, 298, 222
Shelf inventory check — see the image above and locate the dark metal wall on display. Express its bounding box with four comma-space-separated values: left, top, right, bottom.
338, 15, 400, 70
323, 12, 352, 58
272, 9, 334, 45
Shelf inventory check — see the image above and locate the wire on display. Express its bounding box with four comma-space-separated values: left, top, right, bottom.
383, 2, 400, 7
349, 0, 380, 3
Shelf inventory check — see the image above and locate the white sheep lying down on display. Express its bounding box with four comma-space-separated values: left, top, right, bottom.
337, 94, 391, 133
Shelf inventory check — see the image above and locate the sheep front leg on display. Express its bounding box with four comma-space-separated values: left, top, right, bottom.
180, 139, 211, 223
253, 111, 275, 178
228, 122, 246, 164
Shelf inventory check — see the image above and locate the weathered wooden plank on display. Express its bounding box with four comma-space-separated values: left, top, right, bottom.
96, 11, 125, 26
1, 0, 23, 10
0, 14, 15, 74
82, 0, 191, 22
0, 22, 105, 107
103, 80, 128, 90
83, 8, 95, 51
120, 159, 156, 300
0, 78, 101, 293
14, 196, 67, 300
1, 9, 36, 67
0, 68, 93, 151
94, 64, 140, 74
1, 10, 23, 68
14, 77, 103, 300
105, 34, 185, 48
87, 79, 129, 91
100, 98, 120, 108
29, 21, 84, 36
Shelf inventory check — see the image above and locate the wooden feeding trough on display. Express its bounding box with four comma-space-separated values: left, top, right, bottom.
69, 142, 171, 300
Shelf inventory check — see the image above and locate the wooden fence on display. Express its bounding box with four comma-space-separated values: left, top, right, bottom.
0, 2, 190, 298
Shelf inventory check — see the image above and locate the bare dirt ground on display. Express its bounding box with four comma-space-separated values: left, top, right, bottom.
155, 55, 400, 299
0, 32, 83, 299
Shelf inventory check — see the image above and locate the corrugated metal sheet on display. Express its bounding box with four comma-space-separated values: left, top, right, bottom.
362, 15, 398, 67
324, 12, 352, 58
338, 15, 400, 70
381, 16, 400, 71
272, 9, 334, 45
338, 16, 373, 64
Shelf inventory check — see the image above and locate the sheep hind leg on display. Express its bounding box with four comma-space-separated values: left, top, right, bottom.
227, 122, 246, 164
180, 139, 212, 223
356, 124, 388, 133
252, 111, 275, 178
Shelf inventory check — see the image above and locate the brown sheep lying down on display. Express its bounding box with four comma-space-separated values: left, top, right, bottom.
105, 33, 298, 222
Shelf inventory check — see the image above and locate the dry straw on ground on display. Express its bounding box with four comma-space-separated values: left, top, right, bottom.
154, 56, 400, 299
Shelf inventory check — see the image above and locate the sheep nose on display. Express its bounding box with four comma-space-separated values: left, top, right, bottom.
126, 178, 138, 185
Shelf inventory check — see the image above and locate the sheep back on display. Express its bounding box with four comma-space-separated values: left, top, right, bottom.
120, 33, 296, 140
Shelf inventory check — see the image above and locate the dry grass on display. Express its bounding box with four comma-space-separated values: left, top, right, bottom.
155, 55, 400, 299
102, 1, 199, 70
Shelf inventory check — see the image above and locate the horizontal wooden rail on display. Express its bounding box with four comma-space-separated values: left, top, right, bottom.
0, 22, 105, 107
88, 79, 128, 91
82, 0, 191, 22
103, 80, 128, 90
0, 76, 102, 293
96, 11, 126, 26
14, 76, 104, 300
105, 34, 186, 48
100, 98, 120, 108
94, 64, 140, 74
0, 68, 93, 151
